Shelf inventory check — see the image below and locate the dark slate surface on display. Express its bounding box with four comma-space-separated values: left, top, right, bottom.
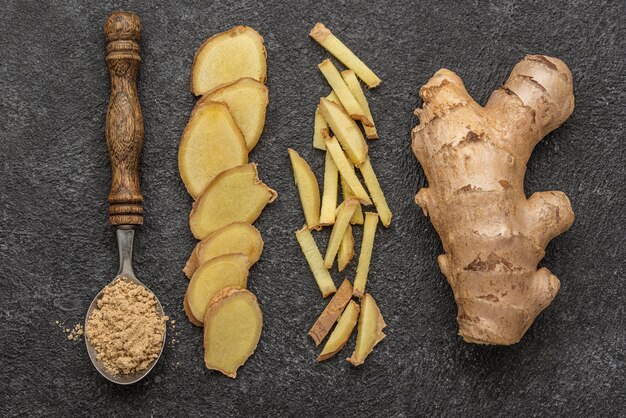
1, 0, 624, 416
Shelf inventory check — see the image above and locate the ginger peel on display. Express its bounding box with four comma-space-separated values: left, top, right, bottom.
411, 55, 575, 345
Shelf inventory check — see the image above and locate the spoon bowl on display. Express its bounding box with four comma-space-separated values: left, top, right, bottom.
85, 227, 166, 385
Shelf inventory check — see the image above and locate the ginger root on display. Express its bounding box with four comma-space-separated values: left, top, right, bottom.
411, 55, 575, 345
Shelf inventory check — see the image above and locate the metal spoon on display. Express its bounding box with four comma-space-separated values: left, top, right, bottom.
84, 11, 165, 385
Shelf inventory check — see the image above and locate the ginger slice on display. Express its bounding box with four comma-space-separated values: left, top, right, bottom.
296, 226, 337, 297
288, 149, 321, 229
319, 151, 339, 225
319, 98, 368, 166
199, 222, 263, 267
183, 223, 263, 279
318, 59, 371, 125
198, 78, 269, 150
189, 164, 277, 239
337, 224, 355, 272
324, 199, 359, 268
317, 300, 360, 362
353, 212, 379, 298
341, 70, 378, 139
203, 288, 263, 378
323, 132, 371, 204
191, 26, 267, 96
308, 279, 353, 346
184, 254, 249, 326
339, 159, 365, 225
347, 293, 386, 366
359, 157, 392, 227
178, 101, 248, 199
313, 106, 328, 150
309, 23, 381, 88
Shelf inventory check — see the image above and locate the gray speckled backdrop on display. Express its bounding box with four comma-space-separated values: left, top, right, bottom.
1, 0, 624, 416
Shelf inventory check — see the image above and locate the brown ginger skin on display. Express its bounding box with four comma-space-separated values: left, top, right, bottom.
411, 55, 575, 345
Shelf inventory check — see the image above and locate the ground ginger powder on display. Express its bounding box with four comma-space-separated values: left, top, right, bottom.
86, 277, 167, 375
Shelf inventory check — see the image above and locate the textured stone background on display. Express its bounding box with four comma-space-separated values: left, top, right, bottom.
0, 0, 624, 416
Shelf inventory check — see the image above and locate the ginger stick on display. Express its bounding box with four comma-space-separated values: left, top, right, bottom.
317, 300, 360, 362
342, 69, 378, 139
318, 59, 371, 125
353, 212, 379, 298
319, 98, 368, 166
324, 199, 359, 268
339, 153, 364, 225
308, 279, 353, 346
359, 157, 392, 227
288, 149, 321, 229
319, 150, 339, 225
313, 106, 328, 150
322, 132, 371, 204
337, 223, 355, 271
310, 23, 381, 88
296, 227, 336, 297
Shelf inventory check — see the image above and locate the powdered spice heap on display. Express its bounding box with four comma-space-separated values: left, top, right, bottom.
86, 277, 167, 375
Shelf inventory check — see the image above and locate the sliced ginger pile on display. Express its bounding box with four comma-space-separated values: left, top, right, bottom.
290, 23, 390, 366
178, 26, 275, 378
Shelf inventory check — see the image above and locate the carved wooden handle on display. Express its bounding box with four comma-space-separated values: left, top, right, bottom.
104, 11, 144, 225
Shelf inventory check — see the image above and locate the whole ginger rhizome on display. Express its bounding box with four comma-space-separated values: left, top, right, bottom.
412, 55, 575, 345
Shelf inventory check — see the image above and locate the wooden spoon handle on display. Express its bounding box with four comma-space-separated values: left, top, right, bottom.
104, 11, 144, 225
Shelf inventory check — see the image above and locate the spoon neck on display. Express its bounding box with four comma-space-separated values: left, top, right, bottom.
116, 226, 136, 277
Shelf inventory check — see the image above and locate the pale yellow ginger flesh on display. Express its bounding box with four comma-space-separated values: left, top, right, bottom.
309, 23, 381, 88
318, 59, 370, 125
324, 199, 358, 269
183, 222, 264, 279
190, 164, 277, 239
178, 101, 248, 199
326, 90, 341, 106
288, 149, 321, 229
337, 223, 355, 272
203, 288, 262, 378
319, 98, 368, 166
339, 156, 364, 225
317, 300, 360, 362
353, 212, 379, 298
347, 293, 386, 366
341, 70, 378, 139
311, 91, 342, 151
183, 244, 201, 279
308, 279, 353, 346
319, 151, 339, 225
184, 254, 249, 326
198, 78, 269, 150
313, 106, 328, 150
411, 55, 575, 345
296, 227, 337, 297
323, 132, 371, 205
191, 26, 267, 95
359, 157, 392, 227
